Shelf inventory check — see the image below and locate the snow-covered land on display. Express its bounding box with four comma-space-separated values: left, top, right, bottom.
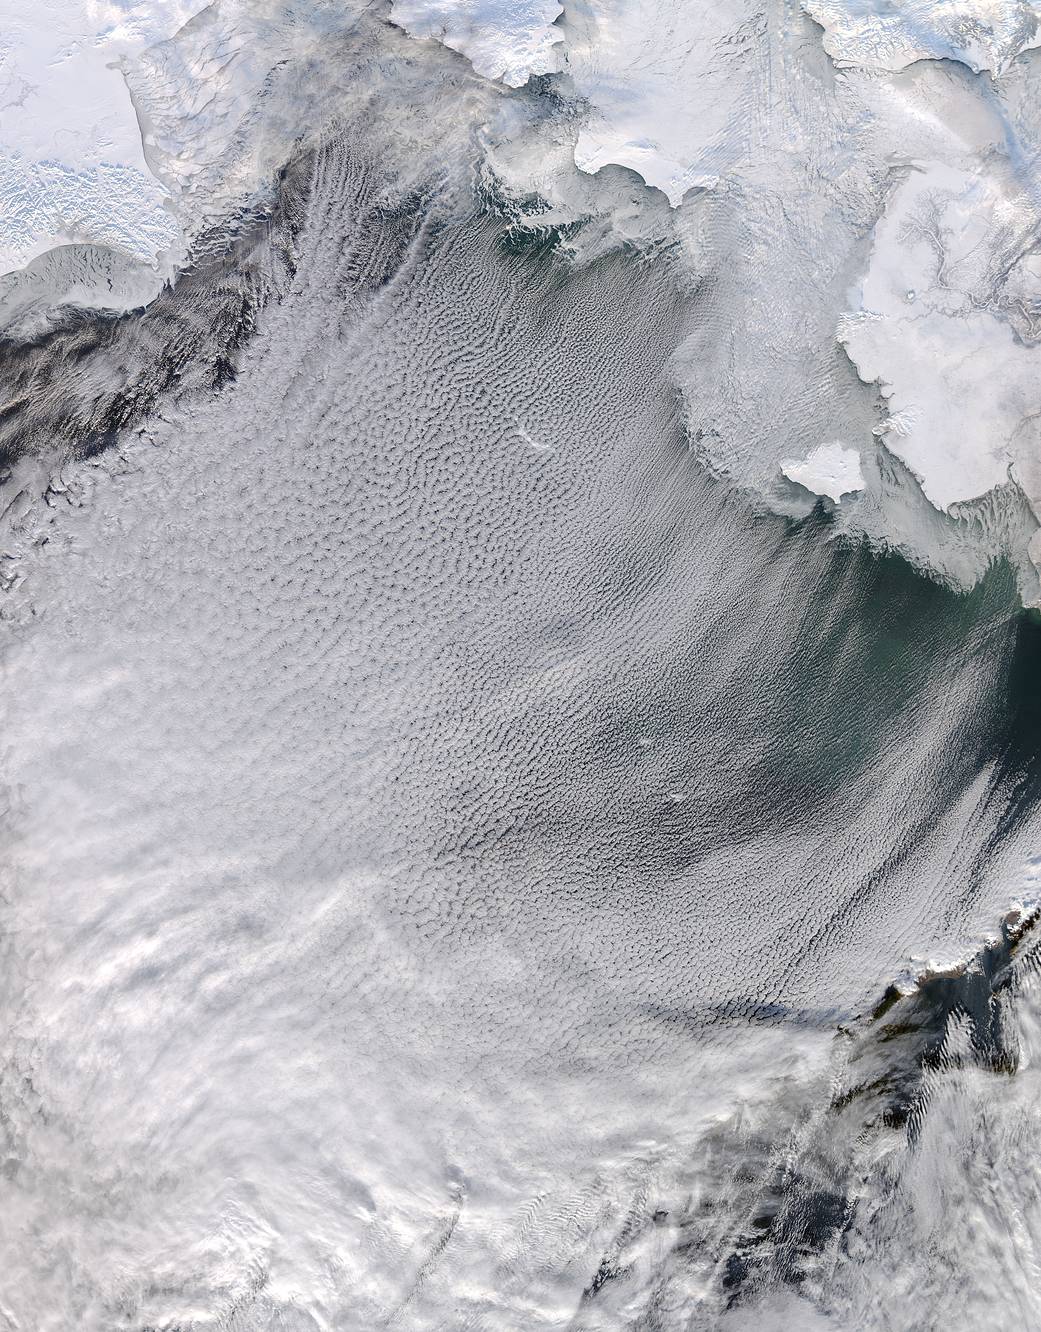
0, 2, 208, 295
389, 0, 563, 85
803, 0, 1041, 73
6, 0, 1041, 591
840, 161, 1041, 513
0, 0, 373, 332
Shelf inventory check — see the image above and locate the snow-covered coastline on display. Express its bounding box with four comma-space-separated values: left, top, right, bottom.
0, 1, 211, 306
7, 0, 1041, 596
0, 0, 371, 332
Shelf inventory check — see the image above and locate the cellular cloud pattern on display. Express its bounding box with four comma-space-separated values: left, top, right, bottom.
4, 2, 1041, 1329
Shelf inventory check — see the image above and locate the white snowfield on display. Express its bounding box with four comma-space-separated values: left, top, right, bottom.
803, 0, 1041, 73
564, 0, 750, 207
0, 0, 366, 330
0, 1, 208, 280
840, 162, 1041, 514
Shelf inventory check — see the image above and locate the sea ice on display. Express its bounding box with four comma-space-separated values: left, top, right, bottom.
803, 0, 1041, 73
839, 161, 1041, 513
389, 0, 563, 86
0, 0, 208, 276
564, 0, 754, 206
782, 442, 865, 501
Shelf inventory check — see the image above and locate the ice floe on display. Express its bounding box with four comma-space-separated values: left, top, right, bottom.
782, 442, 866, 500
